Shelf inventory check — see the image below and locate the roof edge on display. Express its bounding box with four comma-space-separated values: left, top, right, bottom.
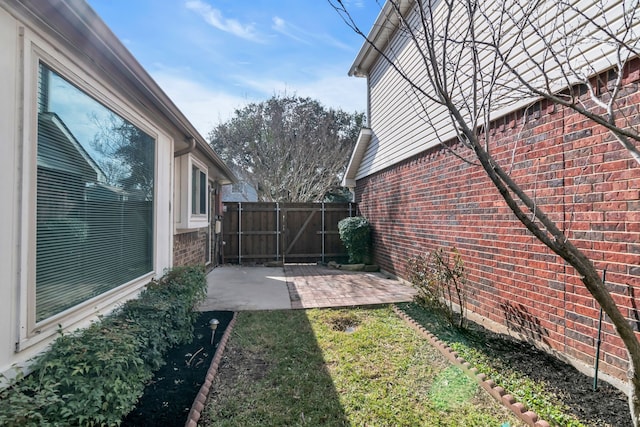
349, 0, 414, 77
342, 128, 373, 187
16, 0, 235, 183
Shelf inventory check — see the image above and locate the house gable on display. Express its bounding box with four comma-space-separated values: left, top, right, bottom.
347, 0, 640, 182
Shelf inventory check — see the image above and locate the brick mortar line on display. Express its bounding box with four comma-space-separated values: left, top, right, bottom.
392, 305, 550, 427
185, 311, 238, 427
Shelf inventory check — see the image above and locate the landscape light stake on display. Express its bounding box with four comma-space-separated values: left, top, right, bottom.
210, 318, 219, 345
594, 269, 607, 391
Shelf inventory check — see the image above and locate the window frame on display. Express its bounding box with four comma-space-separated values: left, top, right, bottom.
192, 164, 207, 216
176, 153, 210, 230
35, 62, 157, 323
16, 31, 172, 351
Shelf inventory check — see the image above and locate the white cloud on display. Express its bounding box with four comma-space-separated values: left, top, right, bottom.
271, 16, 351, 51
315, 33, 353, 52
150, 66, 367, 138
346, 0, 366, 7
272, 16, 309, 44
151, 70, 257, 136
296, 74, 368, 113
185, 0, 263, 43
239, 72, 367, 114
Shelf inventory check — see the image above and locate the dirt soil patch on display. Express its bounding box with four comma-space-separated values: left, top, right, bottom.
481, 329, 630, 426
122, 311, 233, 427
401, 303, 630, 426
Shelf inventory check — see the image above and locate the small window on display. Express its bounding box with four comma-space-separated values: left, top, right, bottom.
231, 182, 244, 193
192, 165, 207, 215
176, 153, 210, 230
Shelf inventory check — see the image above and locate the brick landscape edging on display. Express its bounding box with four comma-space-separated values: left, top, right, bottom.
393, 305, 550, 427
185, 312, 238, 427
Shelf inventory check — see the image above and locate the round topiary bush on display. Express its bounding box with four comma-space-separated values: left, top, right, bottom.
338, 216, 371, 264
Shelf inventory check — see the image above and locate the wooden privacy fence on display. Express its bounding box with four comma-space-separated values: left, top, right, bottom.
222, 202, 357, 264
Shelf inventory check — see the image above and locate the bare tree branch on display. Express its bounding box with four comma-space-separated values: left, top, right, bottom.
332, 0, 640, 422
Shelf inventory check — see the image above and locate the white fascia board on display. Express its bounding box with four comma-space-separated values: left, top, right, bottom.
342, 128, 373, 188
349, 0, 414, 77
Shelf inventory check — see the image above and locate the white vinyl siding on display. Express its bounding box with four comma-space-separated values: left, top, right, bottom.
355, 0, 639, 180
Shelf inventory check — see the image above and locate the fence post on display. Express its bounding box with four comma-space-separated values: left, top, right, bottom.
321, 202, 326, 264
238, 202, 242, 264
276, 202, 280, 262
282, 205, 286, 265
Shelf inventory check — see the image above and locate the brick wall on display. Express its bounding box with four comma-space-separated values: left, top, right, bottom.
356, 58, 640, 383
173, 229, 208, 268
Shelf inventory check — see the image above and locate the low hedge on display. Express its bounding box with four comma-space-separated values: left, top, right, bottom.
0, 265, 207, 427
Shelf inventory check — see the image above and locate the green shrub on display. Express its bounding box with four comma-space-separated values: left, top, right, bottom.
0, 265, 207, 427
407, 248, 467, 329
338, 216, 371, 264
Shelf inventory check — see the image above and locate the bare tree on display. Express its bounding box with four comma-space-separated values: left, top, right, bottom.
496, 0, 640, 164
209, 95, 365, 202
331, 0, 640, 423
90, 112, 155, 199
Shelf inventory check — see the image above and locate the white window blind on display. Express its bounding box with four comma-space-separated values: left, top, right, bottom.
36, 63, 155, 322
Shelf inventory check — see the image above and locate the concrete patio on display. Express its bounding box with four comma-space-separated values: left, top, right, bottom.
198, 263, 416, 311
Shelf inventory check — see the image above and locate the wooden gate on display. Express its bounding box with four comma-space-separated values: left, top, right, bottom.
222, 202, 357, 264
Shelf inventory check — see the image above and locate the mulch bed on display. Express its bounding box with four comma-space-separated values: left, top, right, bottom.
122, 311, 233, 427
486, 332, 631, 426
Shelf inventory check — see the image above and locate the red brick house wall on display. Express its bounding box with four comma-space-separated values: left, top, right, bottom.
173, 229, 208, 267
355, 59, 640, 383
173, 183, 224, 270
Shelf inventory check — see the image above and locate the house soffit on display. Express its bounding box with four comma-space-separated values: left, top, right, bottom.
342, 128, 372, 186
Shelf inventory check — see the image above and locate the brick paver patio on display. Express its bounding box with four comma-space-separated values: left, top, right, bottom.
285, 264, 416, 309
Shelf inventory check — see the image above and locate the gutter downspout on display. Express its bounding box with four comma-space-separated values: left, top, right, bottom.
174, 137, 196, 157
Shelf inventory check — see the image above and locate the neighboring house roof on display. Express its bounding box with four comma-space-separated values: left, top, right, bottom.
221, 181, 259, 203
86, 182, 148, 202
37, 112, 105, 182
15, 0, 235, 184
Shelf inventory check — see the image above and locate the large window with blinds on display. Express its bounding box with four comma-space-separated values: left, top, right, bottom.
36, 63, 155, 322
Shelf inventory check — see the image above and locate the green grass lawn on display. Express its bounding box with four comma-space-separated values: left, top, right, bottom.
398, 303, 595, 427
200, 306, 524, 426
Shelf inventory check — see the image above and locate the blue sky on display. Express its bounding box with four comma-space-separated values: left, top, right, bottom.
87, 0, 381, 137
